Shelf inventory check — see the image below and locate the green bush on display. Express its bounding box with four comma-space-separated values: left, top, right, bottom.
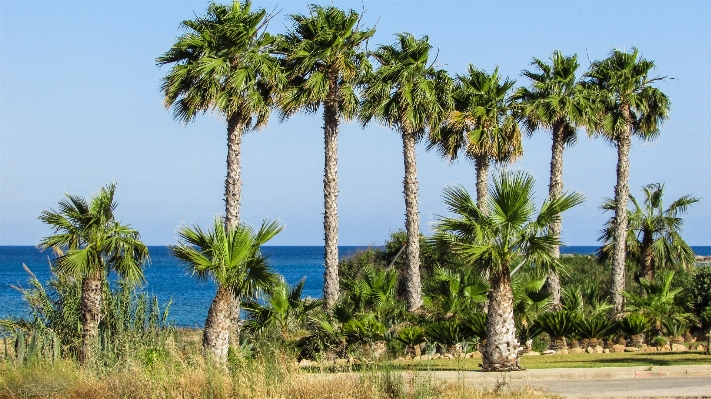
618, 313, 650, 336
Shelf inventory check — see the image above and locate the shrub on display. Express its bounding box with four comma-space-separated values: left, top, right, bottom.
618, 313, 650, 336
534, 311, 577, 350
575, 317, 614, 341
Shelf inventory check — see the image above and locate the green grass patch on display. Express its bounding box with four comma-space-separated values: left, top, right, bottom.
390, 351, 711, 371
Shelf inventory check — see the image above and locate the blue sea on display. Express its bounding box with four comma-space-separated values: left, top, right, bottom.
2, 245, 710, 327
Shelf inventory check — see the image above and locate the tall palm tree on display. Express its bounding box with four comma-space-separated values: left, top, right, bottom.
170, 217, 282, 363
277, 5, 374, 307
514, 51, 594, 310
360, 33, 452, 312
157, 0, 280, 230
157, 0, 280, 337
435, 171, 583, 371
599, 183, 698, 282
584, 48, 671, 314
38, 183, 149, 365
429, 65, 522, 211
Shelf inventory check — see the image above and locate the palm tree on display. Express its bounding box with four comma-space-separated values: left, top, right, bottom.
435, 171, 583, 371
514, 51, 595, 310
38, 183, 149, 365
170, 217, 282, 363
583, 48, 671, 314
157, 0, 280, 230
599, 183, 698, 282
277, 5, 374, 308
429, 65, 522, 211
360, 33, 452, 312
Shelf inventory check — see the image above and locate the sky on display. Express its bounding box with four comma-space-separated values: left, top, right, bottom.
1, 0, 710, 246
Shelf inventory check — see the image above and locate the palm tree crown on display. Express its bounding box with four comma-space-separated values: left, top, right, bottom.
157, 0, 280, 128
430, 65, 521, 210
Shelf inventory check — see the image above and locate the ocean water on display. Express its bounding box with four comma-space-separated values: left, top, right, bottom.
2, 245, 710, 327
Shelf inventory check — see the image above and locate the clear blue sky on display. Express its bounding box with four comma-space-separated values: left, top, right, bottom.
1, 0, 709, 246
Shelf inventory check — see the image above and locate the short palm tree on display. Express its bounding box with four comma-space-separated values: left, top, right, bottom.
514, 51, 595, 309
277, 5, 374, 308
599, 183, 698, 282
435, 171, 583, 371
583, 48, 671, 314
157, 1, 280, 229
430, 65, 522, 211
38, 183, 149, 365
360, 33, 452, 311
170, 217, 282, 363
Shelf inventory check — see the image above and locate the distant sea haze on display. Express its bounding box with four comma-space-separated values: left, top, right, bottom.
2, 246, 710, 327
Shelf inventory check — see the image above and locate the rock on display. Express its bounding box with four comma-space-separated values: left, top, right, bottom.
336, 358, 349, 365
641, 344, 648, 350
557, 349, 569, 355
445, 354, 454, 360
603, 349, 610, 353
433, 354, 441, 359
299, 359, 313, 367
612, 345, 626, 353
523, 351, 540, 356
586, 346, 594, 354
672, 343, 689, 352
624, 347, 638, 352
645, 347, 658, 352
697, 344, 706, 352
542, 350, 557, 355
413, 355, 421, 361
569, 348, 586, 354
661, 345, 671, 352
594, 345, 604, 354
470, 351, 482, 358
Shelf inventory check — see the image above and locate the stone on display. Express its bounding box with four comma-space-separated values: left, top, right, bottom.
624, 347, 639, 352
672, 343, 689, 352
299, 359, 313, 367
445, 354, 454, 360
470, 351, 482, 358
645, 347, 658, 352
336, 358, 349, 365
557, 349, 569, 355
586, 346, 594, 354
594, 345, 604, 354
542, 350, 557, 355
413, 355, 421, 361
661, 345, 671, 352
603, 349, 610, 353
569, 348, 586, 354
697, 344, 706, 352
523, 351, 540, 356
612, 345, 626, 353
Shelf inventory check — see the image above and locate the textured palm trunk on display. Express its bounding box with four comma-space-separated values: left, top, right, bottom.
482, 266, 521, 372
79, 273, 103, 365
475, 155, 490, 312
610, 108, 632, 316
474, 155, 490, 212
203, 285, 233, 363
402, 130, 423, 312
322, 72, 340, 308
640, 230, 655, 282
225, 113, 245, 346
546, 122, 566, 311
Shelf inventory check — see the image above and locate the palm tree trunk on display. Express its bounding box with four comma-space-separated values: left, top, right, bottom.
475, 154, 491, 312
402, 130, 423, 312
226, 113, 244, 346
611, 115, 632, 315
482, 267, 521, 372
546, 122, 566, 311
474, 155, 490, 212
79, 272, 102, 365
641, 230, 655, 281
203, 285, 233, 364
322, 74, 340, 308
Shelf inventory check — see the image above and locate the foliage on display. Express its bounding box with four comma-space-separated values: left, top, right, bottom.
689, 266, 711, 316
342, 314, 386, 344
243, 278, 322, 342
618, 313, 650, 336
341, 265, 400, 319
625, 271, 689, 331
513, 274, 551, 324
425, 320, 469, 347
394, 326, 426, 347
534, 311, 578, 341
574, 317, 614, 340
662, 319, 688, 338
423, 266, 488, 320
